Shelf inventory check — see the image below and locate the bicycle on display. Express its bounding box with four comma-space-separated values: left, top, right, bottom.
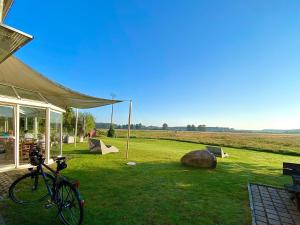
9, 144, 84, 225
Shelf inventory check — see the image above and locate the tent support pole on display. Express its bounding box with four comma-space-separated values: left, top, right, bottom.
126, 99, 132, 160
74, 108, 78, 148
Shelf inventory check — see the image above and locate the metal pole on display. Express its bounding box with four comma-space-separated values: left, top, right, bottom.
15, 104, 20, 168
126, 99, 132, 160
46, 108, 50, 164
110, 93, 116, 127
34, 117, 38, 139
60, 114, 63, 156
74, 108, 78, 148
25, 117, 28, 130
110, 104, 114, 126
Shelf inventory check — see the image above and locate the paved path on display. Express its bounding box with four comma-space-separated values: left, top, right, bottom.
249, 183, 300, 225
0, 169, 27, 197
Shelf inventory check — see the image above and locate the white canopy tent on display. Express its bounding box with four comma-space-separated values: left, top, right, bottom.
0, 0, 33, 63
0, 55, 126, 171
0, 56, 121, 108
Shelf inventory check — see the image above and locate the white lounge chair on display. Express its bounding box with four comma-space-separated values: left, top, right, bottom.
206, 146, 229, 158
89, 138, 119, 155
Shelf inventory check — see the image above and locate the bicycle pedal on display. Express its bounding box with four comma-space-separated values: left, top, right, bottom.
44, 202, 55, 209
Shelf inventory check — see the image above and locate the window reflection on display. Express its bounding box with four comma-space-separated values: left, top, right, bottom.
50, 111, 62, 158
19, 106, 46, 164
0, 105, 15, 167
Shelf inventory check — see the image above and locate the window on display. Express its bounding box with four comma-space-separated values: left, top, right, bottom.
0, 105, 15, 167
19, 106, 46, 165
0, 84, 17, 98
50, 111, 62, 158
15, 88, 44, 102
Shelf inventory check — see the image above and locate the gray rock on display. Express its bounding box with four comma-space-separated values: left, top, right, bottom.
181, 150, 217, 169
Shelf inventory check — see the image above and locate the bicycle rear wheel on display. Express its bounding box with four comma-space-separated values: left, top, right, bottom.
58, 181, 84, 225
9, 171, 54, 204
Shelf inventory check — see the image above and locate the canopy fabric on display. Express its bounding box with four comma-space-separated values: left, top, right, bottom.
0, 23, 33, 63
1, 0, 14, 22
0, 56, 121, 108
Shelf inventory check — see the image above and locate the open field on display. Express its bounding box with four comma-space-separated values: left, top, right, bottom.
1, 137, 298, 225
113, 130, 300, 155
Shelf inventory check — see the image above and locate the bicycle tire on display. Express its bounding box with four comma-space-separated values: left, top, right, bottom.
9, 171, 55, 205
58, 180, 84, 225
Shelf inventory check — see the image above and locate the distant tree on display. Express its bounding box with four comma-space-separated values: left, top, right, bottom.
162, 123, 168, 130
107, 125, 116, 137
198, 124, 206, 132
187, 125, 192, 131
63, 107, 75, 134
78, 112, 96, 135
191, 124, 196, 131
135, 123, 143, 130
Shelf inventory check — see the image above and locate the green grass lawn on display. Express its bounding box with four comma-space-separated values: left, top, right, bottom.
1, 137, 298, 225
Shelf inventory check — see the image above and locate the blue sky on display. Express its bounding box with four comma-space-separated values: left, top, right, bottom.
6, 0, 300, 129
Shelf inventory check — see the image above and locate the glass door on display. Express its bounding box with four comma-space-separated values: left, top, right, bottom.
50, 111, 62, 158
0, 105, 15, 168
19, 106, 46, 165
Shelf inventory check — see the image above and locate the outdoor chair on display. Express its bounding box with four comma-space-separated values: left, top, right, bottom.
283, 162, 300, 210
20, 138, 34, 160
206, 146, 229, 158
89, 138, 119, 155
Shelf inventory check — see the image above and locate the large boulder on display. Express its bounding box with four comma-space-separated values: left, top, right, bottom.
181, 150, 217, 169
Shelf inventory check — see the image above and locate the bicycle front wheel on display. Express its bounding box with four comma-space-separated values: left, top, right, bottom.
9, 171, 54, 204
58, 181, 84, 225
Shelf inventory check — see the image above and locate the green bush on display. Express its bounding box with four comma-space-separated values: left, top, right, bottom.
96, 129, 107, 137
107, 126, 116, 138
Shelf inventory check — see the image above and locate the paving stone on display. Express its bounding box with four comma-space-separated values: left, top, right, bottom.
255, 202, 264, 207
265, 204, 275, 210
274, 202, 285, 208
290, 210, 300, 216
276, 207, 289, 213
268, 218, 281, 225
255, 210, 266, 217
256, 221, 268, 225
279, 212, 292, 219
280, 216, 294, 224
267, 213, 279, 219
266, 208, 277, 214
255, 206, 265, 212
256, 215, 268, 223
291, 214, 300, 222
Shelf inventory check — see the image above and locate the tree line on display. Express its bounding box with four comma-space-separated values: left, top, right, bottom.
63, 108, 96, 135
96, 122, 210, 131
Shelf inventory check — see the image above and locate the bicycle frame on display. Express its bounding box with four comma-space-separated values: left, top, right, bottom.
33, 162, 63, 203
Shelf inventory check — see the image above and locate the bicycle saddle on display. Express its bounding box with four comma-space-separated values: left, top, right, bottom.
54, 156, 66, 161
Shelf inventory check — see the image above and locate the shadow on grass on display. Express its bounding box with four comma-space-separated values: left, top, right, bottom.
1, 157, 290, 225
66, 149, 93, 155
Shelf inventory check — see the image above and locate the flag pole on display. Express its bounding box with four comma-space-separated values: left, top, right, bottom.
126, 99, 132, 160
